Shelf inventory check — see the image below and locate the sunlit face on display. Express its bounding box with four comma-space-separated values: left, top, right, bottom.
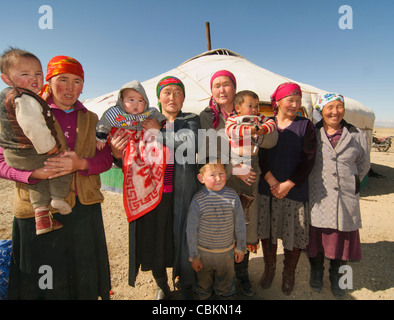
198, 164, 227, 192
1, 57, 43, 93
277, 95, 302, 118
159, 85, 185, 117
122, 89, 146, 115
48, 73, 84, 110
211, 76, 236, 107
322, 100, 345, 128
235, 96, 259, 116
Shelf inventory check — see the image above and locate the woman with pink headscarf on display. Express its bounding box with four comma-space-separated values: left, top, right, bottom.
199, 70, 277, 297
257, 82, 317, 295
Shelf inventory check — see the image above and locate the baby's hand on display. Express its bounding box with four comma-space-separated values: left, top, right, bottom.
96, 140, 106, 150
256, 126, 268, 136
47, 145, 60, 155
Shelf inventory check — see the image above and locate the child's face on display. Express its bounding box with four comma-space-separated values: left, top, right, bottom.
198, 164, 226, 192
122, 89, 146, 115
235, 96, 259, 116
1, 57, 43, 94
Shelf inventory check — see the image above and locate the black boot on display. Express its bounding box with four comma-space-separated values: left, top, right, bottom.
235, 251, 254, 296
329, 259, 346, 299
308, 252, 325, 292
154, 274, 170, 300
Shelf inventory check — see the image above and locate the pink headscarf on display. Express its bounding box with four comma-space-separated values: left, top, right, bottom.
270, 82, 302, 115
209, 70, 237, 129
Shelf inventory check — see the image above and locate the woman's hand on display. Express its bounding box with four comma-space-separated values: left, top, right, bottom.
109, 129, 129, 160
142, 118, 161, 131
271, 180, 295, 199
233, 164, 257, 186
43, 150, 88, 179
29, 166, 62, 180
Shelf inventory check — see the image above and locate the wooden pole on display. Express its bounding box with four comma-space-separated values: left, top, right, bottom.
205, 22, 211, 51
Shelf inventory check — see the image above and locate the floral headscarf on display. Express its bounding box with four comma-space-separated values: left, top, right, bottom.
315, 93, 345, 112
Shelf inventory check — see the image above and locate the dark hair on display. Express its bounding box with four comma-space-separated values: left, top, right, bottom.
234, 90, 259, 106
0, 47, 41, 75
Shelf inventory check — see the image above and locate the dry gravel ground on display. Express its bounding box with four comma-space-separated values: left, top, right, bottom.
0, 128, 393, 301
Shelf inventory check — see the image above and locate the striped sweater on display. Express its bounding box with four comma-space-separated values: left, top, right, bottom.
225, 114, 276, 158
186, 186, 246, 259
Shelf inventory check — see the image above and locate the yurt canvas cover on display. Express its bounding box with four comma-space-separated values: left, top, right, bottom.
84, 49, 375, 192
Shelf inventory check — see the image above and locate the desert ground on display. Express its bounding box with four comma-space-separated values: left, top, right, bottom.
0, 127, 393, 301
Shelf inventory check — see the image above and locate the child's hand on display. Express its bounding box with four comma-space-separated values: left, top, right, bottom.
234, 252, 244, 263
47, 145, 60, 156
96, 140, 106, 150
191, 259, 203, 272
256, 126, 268, 136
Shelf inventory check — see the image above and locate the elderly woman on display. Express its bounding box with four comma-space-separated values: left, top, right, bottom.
306, 93, 370, 299
126, 76, 200, 300
258, 82, 317, 295
200, 70, 278, 296
4, 55, 114, 299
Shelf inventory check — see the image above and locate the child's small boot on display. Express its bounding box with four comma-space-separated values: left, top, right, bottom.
35, 207, 63, 235
51, 199, 72, 215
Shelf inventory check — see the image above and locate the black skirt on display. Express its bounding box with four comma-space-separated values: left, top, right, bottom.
8, 198, 111, 300
129, 192, 174, 284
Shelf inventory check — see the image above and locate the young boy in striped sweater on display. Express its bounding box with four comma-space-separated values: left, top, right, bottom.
186, 158, 246, 299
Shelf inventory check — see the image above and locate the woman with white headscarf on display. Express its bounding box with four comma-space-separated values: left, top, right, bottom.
306, 93, 370, 299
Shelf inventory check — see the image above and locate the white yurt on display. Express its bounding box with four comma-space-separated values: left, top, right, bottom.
84, 48, 375, 192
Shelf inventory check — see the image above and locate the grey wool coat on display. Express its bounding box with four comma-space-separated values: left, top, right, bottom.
308, 120, 370, 232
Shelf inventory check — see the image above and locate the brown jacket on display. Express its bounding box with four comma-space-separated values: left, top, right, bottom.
0, 87, 59, 150
13, 110, 103, 219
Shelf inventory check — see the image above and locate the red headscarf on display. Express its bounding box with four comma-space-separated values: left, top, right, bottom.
270, 82, 302, 115
209, 70, 237, 129
39, 55, 84, 101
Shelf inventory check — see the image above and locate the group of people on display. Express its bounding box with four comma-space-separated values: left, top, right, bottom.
0, 47, 370, 300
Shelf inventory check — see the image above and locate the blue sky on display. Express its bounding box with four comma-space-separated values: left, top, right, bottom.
1, 0, 393, 126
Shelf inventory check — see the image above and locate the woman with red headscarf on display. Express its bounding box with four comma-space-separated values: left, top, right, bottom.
257, 82, 317, 295
6, 55, 114, 299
